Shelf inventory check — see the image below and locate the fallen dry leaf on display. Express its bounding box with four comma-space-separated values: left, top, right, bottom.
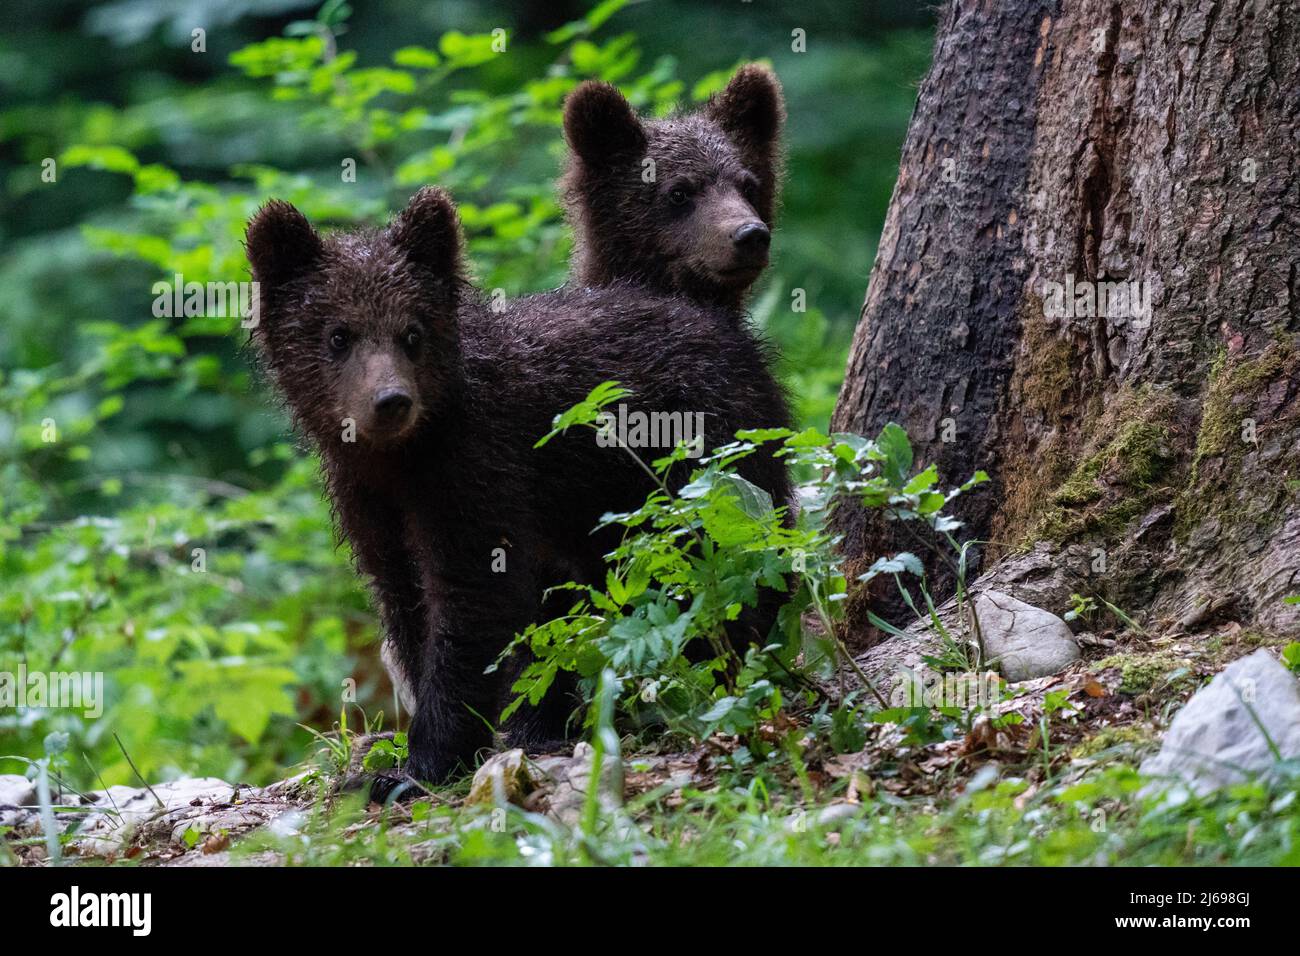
1083, 678, 1107, 698
201, 832, 231, 854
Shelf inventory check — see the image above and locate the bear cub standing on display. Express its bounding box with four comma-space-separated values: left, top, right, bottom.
246, 188, 791, 789
562, 64, 784, 310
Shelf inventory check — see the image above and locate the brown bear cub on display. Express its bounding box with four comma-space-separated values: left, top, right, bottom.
561, 64, 784, 310
246, 188, 791, 791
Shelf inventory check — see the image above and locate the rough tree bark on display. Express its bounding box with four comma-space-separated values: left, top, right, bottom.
831, 0, 1299, 646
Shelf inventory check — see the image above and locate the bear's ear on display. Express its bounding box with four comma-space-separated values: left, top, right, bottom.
389, 186, 463, 276
563, 81, 647, 166
245, 200, 323, 287
706, 64, 785, 155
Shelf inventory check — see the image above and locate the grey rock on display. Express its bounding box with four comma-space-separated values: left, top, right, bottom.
0, 774, 36, 808
0, 807, 44, 839
68, 777, 235, 858
815, 803, 861, 827
164, 803, 277, 848
975, 590, 1081, 681
1141, 649, 1300, 794
853, 542, 1091, 693
541, 741, 623, 827
781, 802, 860, 832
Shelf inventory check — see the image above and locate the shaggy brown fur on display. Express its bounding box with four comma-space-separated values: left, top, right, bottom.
560, 64, 785, 310
246, 188, 792, 789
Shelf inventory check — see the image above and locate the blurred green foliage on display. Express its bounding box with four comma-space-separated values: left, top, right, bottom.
0, 0, 931, 786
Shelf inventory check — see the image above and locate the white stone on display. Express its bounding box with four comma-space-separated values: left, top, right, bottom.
974, 590, 1081, 681
1141, 649, 1300, 794
0, 774, 36, 807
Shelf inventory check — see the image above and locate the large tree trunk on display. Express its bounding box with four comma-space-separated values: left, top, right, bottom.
831, 0, 1300, 645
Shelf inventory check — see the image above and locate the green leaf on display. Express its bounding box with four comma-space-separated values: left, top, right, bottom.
903, 464, 938, 495
545, 0, 629, 43
440, 31, 503, 69
362, 738, 399, 771
784, 426, 832, 448
859, 552, 922, 582
736, 426, 795, 443
60, 144, 138, 175
716, 474, 774, 521
917, 491, 946, 515
876, 422, 913, 488
535, 380, 630, 447
701, 477, 773, 548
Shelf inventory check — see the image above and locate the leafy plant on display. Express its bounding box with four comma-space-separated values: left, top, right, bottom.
361, 733, 408, 773
1064, 593, 1100, 623
1064, 592, 1145, 635
498, 382, 989, 757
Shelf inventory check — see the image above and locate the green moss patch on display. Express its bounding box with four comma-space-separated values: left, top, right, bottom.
1177, 337, 1300, 538
1193, 343, 1294, 465
1026, 387, 1176, 546
1052, 418, 1173, 507
1070, 725, 1152, 759
1093, 651, 1195, 695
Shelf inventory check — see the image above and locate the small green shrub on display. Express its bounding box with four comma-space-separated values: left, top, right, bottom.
498, 382, 989, 755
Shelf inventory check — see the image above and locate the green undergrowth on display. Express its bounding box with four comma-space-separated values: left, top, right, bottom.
217, 754, 1300, 867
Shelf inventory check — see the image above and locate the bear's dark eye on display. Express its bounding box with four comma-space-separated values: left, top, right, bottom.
328, 328, 350, 353
403, 327, 422, 350
667, 185, 691, 206
739, 176, 761, 204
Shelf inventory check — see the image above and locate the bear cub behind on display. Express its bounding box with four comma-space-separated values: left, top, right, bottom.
246, 188, 792, 789
561, 64, 785, 310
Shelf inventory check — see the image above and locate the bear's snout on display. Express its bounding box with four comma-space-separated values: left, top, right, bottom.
342, 347, 423, 445
373, 386, 413, 424
731, 221, 771, 255
692, 188, 770, 285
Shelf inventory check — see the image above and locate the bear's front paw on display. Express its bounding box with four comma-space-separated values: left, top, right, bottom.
365, 770, 427, 805
334, 766, 424, 804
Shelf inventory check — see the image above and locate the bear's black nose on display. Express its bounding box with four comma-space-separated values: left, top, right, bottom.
373, 387, 413, 422
732, 221, 771, 252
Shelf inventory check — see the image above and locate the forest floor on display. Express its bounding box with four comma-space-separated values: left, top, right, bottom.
5, 607, 1298, 866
